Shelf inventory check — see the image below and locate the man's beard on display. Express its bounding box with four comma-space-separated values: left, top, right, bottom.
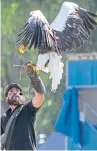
7, 94, 24, 105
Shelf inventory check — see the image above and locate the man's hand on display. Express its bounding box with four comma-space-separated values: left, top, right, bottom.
23, 62, 39, 78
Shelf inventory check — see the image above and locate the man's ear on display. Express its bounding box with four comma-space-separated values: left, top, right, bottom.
6, 96, 8, 103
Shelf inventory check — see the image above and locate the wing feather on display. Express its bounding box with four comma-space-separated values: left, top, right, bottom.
17, 10, 56, 53
51, 2, 97, 52
28, 30, 36, 50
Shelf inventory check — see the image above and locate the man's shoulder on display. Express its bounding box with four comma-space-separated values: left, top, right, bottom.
23, 100, 41, 114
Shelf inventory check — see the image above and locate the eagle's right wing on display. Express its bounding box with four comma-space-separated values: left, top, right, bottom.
16, 10, 57, 53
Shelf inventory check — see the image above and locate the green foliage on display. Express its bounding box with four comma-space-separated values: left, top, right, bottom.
1, 0, 97, 137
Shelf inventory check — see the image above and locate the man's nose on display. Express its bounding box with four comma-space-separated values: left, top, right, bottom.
14, 91, 17, 95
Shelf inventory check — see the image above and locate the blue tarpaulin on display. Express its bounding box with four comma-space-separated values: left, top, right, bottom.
55, 88, 82, 147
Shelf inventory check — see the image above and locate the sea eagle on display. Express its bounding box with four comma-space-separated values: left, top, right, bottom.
17, 1, 97, 91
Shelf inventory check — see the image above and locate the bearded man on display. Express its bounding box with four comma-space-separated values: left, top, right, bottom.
1, 63, 45, 150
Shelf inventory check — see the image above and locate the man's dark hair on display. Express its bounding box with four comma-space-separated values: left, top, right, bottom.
4, 83, 23, 97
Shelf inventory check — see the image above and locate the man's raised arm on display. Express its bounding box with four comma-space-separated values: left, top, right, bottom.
24, 63, 45, 108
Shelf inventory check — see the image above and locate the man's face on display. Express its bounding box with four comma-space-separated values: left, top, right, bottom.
6, 87, 24, 105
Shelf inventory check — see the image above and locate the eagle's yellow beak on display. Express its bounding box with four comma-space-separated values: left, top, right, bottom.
19, 44, 25, 53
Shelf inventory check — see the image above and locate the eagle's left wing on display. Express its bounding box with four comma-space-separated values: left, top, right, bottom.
51, 2, 97, 52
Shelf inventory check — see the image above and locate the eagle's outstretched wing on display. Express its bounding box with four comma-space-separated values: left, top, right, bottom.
51, 2, 97, 51
17, 10, 57, 53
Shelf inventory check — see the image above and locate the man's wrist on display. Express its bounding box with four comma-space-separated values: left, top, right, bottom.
30, 75, 45, 94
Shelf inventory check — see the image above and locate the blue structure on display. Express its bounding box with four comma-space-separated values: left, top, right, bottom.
68, 122, 97, 150
67, 60, 97, 87
55, 53, 97, 150
39, 132, 66, 150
